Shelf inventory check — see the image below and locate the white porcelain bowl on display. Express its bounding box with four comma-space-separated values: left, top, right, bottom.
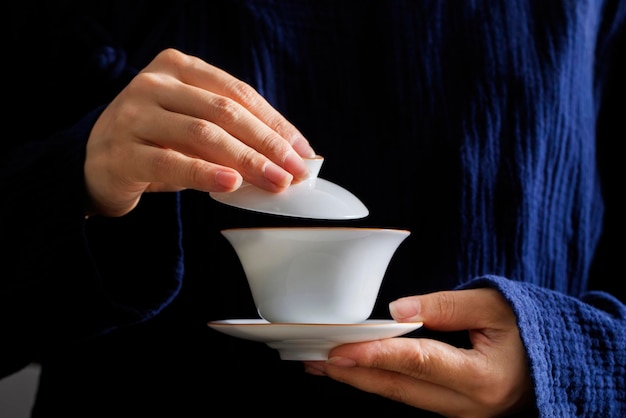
221, 227, 410, 324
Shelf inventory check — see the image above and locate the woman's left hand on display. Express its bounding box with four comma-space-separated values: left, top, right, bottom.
303, 288, 534, 417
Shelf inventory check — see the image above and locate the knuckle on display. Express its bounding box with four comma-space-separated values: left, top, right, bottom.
370, 340, 431, 378
184, 158, 211, 186
149, 151, 203, 188
227, 79, 259, 107
374, 344, 424, 402
149, 151, 175, 178
156, 48, 189, 69
381, 384, 412, 405
236, 148, 265, 173
433, 291, 458, 323
210, 96, 242, 126
188, 119, 220, 148
156, 47, 180, 61
125, 71, 167, 96
252, 129, 291, 163
131, 71, 168, 92
257, 130, 284, 153
113, 102, 143, 131
267, 117, 289, 138
407, 346, 434, 379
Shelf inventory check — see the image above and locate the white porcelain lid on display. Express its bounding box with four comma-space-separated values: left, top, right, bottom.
209, 157, 369, 220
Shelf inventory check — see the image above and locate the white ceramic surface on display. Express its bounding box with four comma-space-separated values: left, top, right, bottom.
221, 227, 411, 324
207, 319, 423, 360
209, 157, 369, 219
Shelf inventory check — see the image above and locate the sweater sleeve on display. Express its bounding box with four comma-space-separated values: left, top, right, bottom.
0, 108, 184, 377
460, 275, 626, 417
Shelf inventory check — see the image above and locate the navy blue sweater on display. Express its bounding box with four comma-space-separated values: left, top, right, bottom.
3, 1, 625, 416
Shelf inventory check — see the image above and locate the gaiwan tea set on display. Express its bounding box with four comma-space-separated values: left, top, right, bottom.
207, 156, 422, 360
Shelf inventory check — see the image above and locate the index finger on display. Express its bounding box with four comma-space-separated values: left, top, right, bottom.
320, 337, 482, 404
147, 49, 316, 158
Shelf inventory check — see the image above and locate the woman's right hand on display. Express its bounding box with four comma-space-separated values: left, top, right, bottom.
84, 48, 315, 217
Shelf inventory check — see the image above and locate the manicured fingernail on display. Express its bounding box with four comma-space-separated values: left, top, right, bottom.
263, 161, 293, 188
291, 136, 316, 159
283, 150, 310, 181
389, 298, 421, 321
327, 356, 357, 367
215, 170, 242, 190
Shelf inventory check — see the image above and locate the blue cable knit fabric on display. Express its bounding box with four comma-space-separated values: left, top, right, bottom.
3, 1, 625, 416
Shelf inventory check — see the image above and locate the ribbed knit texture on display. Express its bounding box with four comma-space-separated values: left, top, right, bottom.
4, 1, 625, 416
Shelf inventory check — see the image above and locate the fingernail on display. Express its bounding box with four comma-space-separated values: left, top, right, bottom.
263, 161, 293, 188
283, 150, 310, 181
327, 356, 357, 367
304, 364, 326, 376
389, 298, 421, 321
215, 170, 242, 190
291, 136, 316, 159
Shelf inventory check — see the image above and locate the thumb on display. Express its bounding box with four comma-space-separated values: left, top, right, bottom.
389, 288, 512, 332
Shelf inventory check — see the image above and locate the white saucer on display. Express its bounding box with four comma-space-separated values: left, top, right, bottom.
207, 319, 423, 361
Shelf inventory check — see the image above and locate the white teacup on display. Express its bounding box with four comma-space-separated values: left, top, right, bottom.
221, 227, 410, 324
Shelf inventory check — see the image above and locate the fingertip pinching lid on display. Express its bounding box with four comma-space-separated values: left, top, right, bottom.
209, 156, 369, 220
